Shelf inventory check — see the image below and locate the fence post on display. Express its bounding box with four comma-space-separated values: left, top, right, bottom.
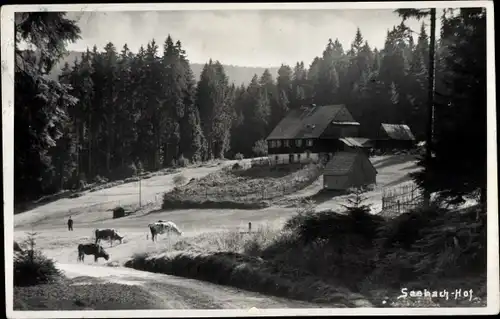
248, 222, 252, 233
397, 200, 401, 213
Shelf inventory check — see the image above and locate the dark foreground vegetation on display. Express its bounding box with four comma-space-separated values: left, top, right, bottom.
125, 203, 487, 307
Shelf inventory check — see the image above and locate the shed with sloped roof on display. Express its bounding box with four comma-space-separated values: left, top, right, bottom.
375, 123, 417, 151
323, 151, 377, 190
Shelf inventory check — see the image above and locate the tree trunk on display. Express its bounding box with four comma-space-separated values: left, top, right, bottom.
106, 120, 112, 175
423, 8, 436, 208
88, 113, 92, 180
75, 119, 80, 184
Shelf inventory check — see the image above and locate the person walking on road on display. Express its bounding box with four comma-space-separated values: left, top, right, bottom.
68, 216, 74, 231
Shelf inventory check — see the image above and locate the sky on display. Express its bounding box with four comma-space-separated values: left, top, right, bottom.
65, 9, 441, 68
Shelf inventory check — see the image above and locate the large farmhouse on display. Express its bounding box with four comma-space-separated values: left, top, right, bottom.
265, 104, 362, 165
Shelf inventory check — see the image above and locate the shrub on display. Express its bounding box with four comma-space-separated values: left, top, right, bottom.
234, 153, 244, 160
177, 155, 190, 168
93, 175, 108, 184
112, 162, 138, 180
124, 251, 365, 307
173, 174, 187, 187
252, 139, 268, 156
14, 232, 63, 286
232, 163, 242, 170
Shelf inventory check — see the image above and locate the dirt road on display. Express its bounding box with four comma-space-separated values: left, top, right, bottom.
58, 263, 322, 309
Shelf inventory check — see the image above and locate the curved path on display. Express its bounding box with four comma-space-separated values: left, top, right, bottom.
58, 263, 323, 309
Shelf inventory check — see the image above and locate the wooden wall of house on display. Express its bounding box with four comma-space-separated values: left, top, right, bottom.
374, 139, 415, 151
323, 175, 349, 190
268, 138, 344, 155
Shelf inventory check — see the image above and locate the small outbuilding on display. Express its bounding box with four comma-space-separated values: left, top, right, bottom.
323, 151, 377, 191
375, 123, 416, 151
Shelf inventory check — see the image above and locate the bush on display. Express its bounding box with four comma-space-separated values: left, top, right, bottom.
14, 232, 63, 286
112, 162, 138, 180
234, 153, 244, 160
161, 193, 270, 210
93, 175, 108, 184
177, 155, 190, 168
232, 163, 242, 170
173, 174, 187, 187
124, 251, 367, 307
252, 139, 268, 156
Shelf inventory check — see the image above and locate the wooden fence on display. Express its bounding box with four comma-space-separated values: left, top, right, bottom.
381, 182, 423, 216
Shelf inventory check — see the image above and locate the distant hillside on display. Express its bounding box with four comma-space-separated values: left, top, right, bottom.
49, 51, 280, 86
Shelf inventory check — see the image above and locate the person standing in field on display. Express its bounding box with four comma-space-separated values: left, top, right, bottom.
68, 216, 73, 231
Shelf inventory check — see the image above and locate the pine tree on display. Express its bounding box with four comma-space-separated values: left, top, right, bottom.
271, 64, 293, 128
413, 8, 487, 204
14, 12, 81, 201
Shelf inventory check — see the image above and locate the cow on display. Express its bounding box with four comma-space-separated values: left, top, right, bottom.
77, 243, 109, 263
94, 228, 124, 247
147, 221, 183, 242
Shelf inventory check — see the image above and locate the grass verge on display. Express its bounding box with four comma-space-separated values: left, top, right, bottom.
124, 251, 372, 307
14, 277, 165, 310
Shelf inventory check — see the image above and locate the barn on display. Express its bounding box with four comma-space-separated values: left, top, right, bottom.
375, 123, 416, 151
323, 151, 377, 191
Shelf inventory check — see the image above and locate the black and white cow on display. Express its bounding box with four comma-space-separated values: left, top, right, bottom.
95, 228, 124, 247
77, 243, 110, 262
147, 221, 183, 242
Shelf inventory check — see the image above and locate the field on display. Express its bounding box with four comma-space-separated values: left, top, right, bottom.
14, 154, 482, 310
162, 162, 323, 209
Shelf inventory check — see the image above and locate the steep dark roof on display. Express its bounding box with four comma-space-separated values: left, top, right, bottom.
324, 152, 359, 176
380, 124, 416, 141
266, 104, 355, 140
339, 137, 372, 148
324, 151, 376, 176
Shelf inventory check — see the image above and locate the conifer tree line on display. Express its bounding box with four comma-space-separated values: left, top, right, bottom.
14, 8, 486, 205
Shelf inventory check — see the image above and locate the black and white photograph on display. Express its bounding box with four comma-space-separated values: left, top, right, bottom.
2, 1, 498, 317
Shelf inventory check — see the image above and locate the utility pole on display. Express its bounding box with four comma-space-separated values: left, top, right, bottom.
423, 8, 436, 208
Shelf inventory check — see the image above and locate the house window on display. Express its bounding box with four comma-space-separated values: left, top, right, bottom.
306, 151, 311, 159
284, 140, 290, 147
306, 139, 313, 147
295, 139, 303, 147
297, 154, 301, 162
276, 140, 282, 147
289, 154, 294, 163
